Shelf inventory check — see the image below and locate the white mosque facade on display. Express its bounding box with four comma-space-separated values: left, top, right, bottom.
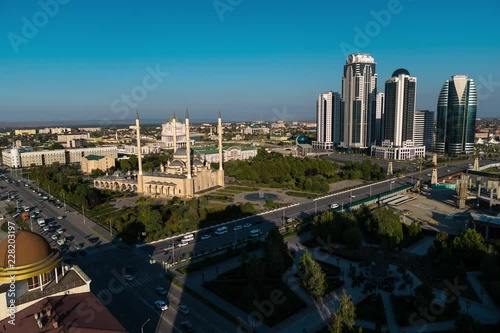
94, 111, 224, 198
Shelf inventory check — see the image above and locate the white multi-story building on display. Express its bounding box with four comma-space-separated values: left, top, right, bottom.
194, 145, 258, 163
1, 147, 117, 168
371, 141, 425, 160
414, 110, 434, 150
118, 143, 162, 155
161, 117, 193, 149
341, 53, 378, 148
313, 91, 341, 150
38, 127, 72, 134
374, 92, 385, 145
57, 133, 90, 143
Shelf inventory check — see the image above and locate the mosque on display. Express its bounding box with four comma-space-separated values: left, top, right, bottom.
94, 110, 225, 198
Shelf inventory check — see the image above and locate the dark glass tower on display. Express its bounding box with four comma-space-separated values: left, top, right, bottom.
435, 75, 477, 155
383, 68, 417, 147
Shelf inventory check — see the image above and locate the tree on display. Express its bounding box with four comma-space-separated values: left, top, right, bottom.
372, 207, 403, 246
299, 252, 327, 298
329, 289, 356, 333
263, 228, 290, 277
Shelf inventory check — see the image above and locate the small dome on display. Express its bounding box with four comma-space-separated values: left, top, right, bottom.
193, 159, 203, 166
169, 159, 184, 167
296, 135, 310, 144
174, 147, 187, 156
392, 68, 410, 77
0, 231, 52, 268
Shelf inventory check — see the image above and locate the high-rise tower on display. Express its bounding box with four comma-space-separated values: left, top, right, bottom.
314, 91, 341, 150
383, 68, 417, 147
341, 53, 377, 148
435, 75, 477, 155
374, 92, 385, 145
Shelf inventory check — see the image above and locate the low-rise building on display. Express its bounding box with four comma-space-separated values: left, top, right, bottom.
194, 145, 258, 163
81, 154, 116, 174
57, 133, 90, 143
370, 141, 425, 160
14, 129, 37, 135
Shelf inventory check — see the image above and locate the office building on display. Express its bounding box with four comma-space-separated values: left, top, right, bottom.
81, 155, 116, 174
313, 91, 341, 150
414, 110, 435, 150
383, 68, 417, 147
436, 75, 478, 154
340, 53, 377, 149
374, 92, 385, 145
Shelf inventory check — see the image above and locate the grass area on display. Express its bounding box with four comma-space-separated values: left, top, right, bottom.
226, 185, 259, 192
207, 195, 234, 203
285, 191, 320, 199
356, 294, 386, 324
0, 222, 8, 232
215, 189, 245, 194
316, 260, 343, 294
204, 265, 307, 327
391, 295, 459, 326
478, 275, 500, 306
263, 200, 289, 210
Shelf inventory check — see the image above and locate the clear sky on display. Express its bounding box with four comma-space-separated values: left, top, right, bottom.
0, 0, 499, 123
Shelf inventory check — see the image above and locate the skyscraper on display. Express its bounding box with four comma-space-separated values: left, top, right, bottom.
383, 68, 417, 147
374, 92, 385, 145
341, 53, 377, 149
436, 75, 478, 155
414, 110, 435, 150
314, 91, 341, 150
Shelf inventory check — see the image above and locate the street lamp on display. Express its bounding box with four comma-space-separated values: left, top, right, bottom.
140, 318, 150, 333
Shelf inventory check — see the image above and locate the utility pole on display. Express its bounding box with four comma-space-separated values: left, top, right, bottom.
109, 220, 112, 237
82, 204, 86, 224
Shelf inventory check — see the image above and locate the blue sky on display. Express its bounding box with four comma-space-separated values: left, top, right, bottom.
0, 0, 499, 123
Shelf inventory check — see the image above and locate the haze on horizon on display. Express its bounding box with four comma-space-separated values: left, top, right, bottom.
0, 0, 499, 123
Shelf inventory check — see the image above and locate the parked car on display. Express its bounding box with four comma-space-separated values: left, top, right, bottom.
243, 223, 252, 228
51, 234, 59, 240
57, 228, 64, 234
181, 321, 194, 332
233, 225, 243, 231
178, 304, 191, 315
156, 287, 167, 296
201, 234, 211, 240
155, 300, 168, 311
57, 216, 63, 220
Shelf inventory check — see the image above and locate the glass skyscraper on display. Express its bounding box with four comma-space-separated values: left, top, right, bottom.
436, 75, 477, 155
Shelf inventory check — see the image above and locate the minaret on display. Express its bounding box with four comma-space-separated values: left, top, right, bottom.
172, 110, 177, 153
218, 110, 223, 171
185, 108, 192, 180
135, 110, 144, 193
217, 110, 225, 187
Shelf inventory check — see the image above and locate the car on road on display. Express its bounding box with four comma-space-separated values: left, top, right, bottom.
249, 229, 263, 238
201, 234, 211, 240
43, 226, 50, 232
214, 226, 228, 235
57, 228, 64, 234
155, 300, 169, 311
123, 274, 134, 281
156, 287, 167, 296
89, 237, 99, 243
350, 195, 356, 198
243, 223, 252, 228
75, 244, 84, 250
57, 238, 66, 246
177, 240, 189, 247
57, 216, 63, 220
286, 217, 295, 223
181, 321, 194, 332
51, 234, 59, 240
164, 244, 175, 251
178, 304, 190, 315
233, 225, 243, 231
330, 204, 339, 209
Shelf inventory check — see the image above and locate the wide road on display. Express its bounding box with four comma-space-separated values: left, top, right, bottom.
148, 159, 499, 263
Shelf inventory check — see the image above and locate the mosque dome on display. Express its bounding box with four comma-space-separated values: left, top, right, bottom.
193, 159, 203, 166
296, 135, 310, 145
169, 160, 184, 167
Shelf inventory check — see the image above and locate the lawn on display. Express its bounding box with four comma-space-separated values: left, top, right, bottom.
356, 294, 386, 324
204, 266, 306, 327
226, 185, 259, 192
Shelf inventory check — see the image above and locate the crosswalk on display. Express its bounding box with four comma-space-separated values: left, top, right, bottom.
84, 243, 117, 255
123, 272, 165, 289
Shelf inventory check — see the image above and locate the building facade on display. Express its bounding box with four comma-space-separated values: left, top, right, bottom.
57, 133, 90, 143
195, 145, 258, 163
1, 147, 117, 168
371, 141, 425, 160
383, 69, 417, 147
374, 92, 385, 145
81, 155, 116, 174
414, 110, 435, 150
313, 91, 341, 150
161, 115, 193, 149
341, 53, 377, 149
436, 75, 478, 155
94, 111, 224, 199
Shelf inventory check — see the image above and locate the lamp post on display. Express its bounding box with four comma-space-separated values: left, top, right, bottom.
140, 318, 150, 333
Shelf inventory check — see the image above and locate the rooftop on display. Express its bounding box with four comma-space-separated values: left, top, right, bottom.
84, 154, 104, 161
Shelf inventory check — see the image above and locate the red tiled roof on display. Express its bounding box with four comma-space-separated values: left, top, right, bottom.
0, 293, 127, 333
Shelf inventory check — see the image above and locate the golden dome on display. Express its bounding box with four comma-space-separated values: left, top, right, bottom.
0, 231, 62, 282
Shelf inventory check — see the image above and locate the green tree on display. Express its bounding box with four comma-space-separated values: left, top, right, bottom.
299, 252, 327, 298
263, 228, 290, 277
337, 288, 356, 330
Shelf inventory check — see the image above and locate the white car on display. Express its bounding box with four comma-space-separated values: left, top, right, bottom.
177, 241, 189, 247
201, 234, 211, 240
233, 225, 243, 231
43, 226, 50, 232
51, 234, 59, 240
155, 300, 168, 311
243, 223, 252, 228
286, 218, 295, 223
57, 228, 64, 234
330, 204, 339, 209
57, 239, 65, 246
57, 216, 63, 220
0, 215, 4, 220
